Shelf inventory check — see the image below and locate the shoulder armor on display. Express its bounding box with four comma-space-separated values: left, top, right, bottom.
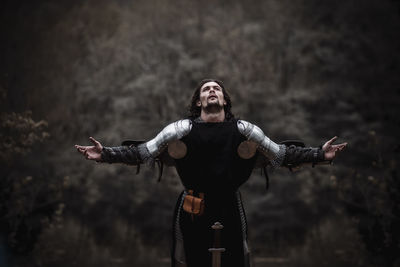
146, 119, 192, 157
237, 120, 281, 159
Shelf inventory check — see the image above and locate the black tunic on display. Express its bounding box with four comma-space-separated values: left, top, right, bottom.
100, 118, 327, 266
173, 120, 257, 267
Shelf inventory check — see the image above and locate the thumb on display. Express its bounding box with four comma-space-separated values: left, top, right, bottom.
327, 136, 338, 145
89, 137, 102, 148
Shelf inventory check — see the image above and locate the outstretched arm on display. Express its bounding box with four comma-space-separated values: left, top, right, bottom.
237, 120, 347, 168
74, 119, 192, 165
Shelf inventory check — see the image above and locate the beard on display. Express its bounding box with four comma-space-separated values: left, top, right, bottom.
203, 101, 224, 114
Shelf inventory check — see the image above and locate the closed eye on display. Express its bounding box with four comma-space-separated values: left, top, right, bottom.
201, 85, 222, 92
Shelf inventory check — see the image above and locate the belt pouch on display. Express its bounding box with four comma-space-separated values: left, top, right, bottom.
183, 190, 204, 216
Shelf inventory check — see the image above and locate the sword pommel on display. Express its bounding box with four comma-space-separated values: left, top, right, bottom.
211, 221, 224, 230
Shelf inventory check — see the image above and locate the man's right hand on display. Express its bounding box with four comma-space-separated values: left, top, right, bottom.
75, 137, 103, 161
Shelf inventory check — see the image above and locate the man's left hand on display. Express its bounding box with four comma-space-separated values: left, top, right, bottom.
322, 136, 347, 160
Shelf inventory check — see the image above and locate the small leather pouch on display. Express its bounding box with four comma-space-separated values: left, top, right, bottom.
183, 190, 205, 216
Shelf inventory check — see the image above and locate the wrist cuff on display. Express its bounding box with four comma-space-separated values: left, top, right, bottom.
312, 149, 325, 167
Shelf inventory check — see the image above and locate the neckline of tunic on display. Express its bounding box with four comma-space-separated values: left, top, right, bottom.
193, 117, 235, 124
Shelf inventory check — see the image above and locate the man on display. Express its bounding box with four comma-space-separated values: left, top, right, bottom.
75, 79, 347, 267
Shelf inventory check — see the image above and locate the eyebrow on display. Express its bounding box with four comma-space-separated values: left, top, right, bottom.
202, 85, 221, 90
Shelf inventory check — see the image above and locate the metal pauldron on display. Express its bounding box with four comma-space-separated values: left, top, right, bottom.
237, 120, 281, 159
145, 119, 192, 157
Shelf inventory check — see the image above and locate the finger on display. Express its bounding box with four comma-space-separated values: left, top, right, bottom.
331, 144, 342, 149
333, 143, 347, 149
76, 145, 92, 151
332, 145, 346, 153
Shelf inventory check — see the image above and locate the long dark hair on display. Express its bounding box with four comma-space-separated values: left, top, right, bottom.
188, 79, 235, 121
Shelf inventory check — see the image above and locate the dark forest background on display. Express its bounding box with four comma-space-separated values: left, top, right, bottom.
1, 0, 400, 266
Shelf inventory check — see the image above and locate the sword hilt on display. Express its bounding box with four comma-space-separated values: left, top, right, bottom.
209, 222, 225, 267
211, 221, 223, 248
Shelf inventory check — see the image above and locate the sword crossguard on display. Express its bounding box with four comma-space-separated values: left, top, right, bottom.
208, 248, 226, 252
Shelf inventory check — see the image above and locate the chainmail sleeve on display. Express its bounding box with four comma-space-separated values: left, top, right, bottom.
237, 120, 286, 168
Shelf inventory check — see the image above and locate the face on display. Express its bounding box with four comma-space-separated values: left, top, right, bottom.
197, 81, 226, 110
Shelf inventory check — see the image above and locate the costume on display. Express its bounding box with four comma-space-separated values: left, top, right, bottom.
101, 118, 325, 267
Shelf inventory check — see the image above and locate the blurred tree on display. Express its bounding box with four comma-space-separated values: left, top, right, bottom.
0, 85, 66, 266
